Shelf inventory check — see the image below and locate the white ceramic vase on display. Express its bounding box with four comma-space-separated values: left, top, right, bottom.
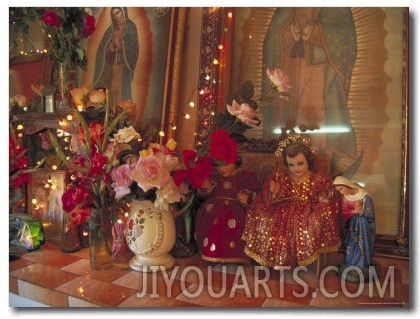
126, 199, 176, 272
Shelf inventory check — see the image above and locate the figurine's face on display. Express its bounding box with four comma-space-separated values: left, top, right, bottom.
286, 152, 309, 181
216, 163, 236, 177
334, 185, 355, 196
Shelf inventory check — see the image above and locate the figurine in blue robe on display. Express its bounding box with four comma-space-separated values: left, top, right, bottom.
333, 176, 379, 282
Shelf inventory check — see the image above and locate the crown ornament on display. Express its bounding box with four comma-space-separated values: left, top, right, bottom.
275, 132, 317, 157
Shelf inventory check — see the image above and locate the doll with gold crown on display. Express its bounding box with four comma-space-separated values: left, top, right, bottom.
242, 132, 341, 270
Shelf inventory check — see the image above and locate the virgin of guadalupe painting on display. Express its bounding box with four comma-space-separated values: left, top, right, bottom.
260, 8, 358, 176
83, 7, 173, 129
230, 7, 406, 240
93, 7, 140, 108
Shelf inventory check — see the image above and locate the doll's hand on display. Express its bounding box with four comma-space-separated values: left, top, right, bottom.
200, 178, 212, 190
237, 189, 253, 206
237, 191, 249, 206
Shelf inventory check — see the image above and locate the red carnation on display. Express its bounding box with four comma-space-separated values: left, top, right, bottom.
209, 129, 238, 164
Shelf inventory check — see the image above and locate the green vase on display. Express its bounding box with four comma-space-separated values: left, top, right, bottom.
89, 208, 113, 270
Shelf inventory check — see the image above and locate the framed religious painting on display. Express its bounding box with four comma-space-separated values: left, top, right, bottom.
198, 7, 409, 258
27, 169, 67, 245
82, 7, 186, 139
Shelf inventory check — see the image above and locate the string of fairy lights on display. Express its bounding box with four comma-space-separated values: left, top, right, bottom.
170, 7, 230, 152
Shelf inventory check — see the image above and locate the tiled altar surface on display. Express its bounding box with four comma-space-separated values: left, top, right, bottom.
9, 243, 409, 308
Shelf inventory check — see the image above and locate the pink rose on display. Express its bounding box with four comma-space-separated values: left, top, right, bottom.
111, 164, 134, 200
130, 154, 170, 192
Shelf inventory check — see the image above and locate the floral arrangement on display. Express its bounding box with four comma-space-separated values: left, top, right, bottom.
49, 86, 213, 228
9, 91, 46, 189
10, 7, 96, 75
41, 7, 95, 75
9, 125, 29, 190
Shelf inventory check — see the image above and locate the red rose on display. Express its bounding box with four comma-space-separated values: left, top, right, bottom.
82, 14, 96, 38
42, 10, 61, 28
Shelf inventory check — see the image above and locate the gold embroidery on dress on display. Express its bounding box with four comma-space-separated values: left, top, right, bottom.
223, 181, 232, 189
228, 218, 236, 228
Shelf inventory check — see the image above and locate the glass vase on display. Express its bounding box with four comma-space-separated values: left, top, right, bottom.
61, 214, 81, 253
55, 62, 77, 111
89, 208, 113, 270
111, 220, 134, 269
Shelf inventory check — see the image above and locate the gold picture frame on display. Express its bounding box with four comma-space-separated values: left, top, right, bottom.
27, 169, 67, 246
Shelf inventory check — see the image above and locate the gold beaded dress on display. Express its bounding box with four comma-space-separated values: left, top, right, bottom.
242, 168, 340, 269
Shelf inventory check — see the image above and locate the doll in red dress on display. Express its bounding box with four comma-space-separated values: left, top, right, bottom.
195, 129, 259, 263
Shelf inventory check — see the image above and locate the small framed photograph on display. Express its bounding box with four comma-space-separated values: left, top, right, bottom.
27, 169, 66, 245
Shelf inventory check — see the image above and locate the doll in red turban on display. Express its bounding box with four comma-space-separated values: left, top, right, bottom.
194, 129, 259, 263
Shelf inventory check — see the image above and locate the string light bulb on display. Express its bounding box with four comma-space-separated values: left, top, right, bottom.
189, 101, 195, 108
